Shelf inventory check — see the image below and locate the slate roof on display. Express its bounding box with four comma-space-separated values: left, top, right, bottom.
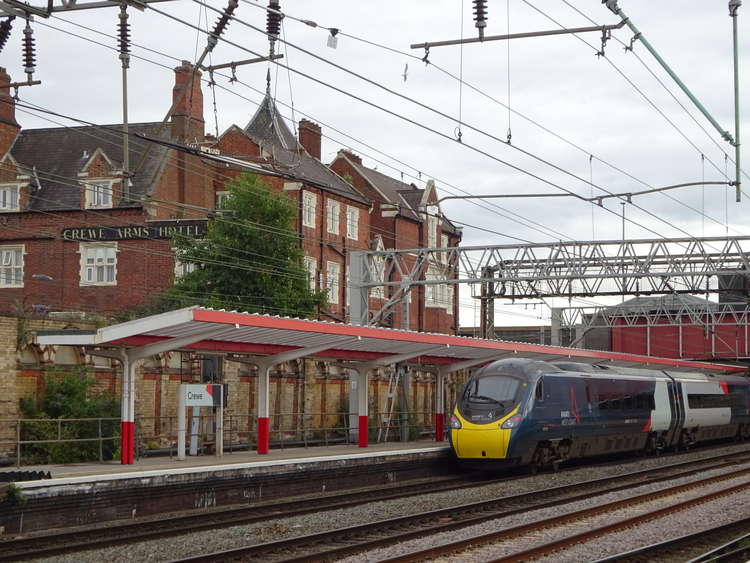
337, 152, 461, 236
244, 95, 369, 205
10, 122, 170, 211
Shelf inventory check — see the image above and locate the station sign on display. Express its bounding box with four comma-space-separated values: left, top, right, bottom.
181, 384, 228, 407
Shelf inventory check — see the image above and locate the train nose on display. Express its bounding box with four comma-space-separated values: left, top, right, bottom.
453, 423, 508, 459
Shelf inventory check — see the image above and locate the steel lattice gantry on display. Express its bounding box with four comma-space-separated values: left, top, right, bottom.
349, 236, 750, 327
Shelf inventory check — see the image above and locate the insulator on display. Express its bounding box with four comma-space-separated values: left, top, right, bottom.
22, 20, 35, 76
118, 6, 130, 54
266, 0, 281, 38
211, 0, 238, 38
473, 0, 488, 31
0, 17, 14, 55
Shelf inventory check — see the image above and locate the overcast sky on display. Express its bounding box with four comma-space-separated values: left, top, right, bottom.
2, 0, 748, 329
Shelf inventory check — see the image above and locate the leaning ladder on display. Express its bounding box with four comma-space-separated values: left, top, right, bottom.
378, 367, 401, 442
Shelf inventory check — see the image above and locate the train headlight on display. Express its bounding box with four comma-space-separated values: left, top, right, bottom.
449, 414, 462, 429
501, 414, 522, 429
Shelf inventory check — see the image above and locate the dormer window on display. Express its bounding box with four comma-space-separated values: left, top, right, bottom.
85, 181, 113, 209
0, 185, 19, 212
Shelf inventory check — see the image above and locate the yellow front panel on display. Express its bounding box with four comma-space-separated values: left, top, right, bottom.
452, 407, 518, 459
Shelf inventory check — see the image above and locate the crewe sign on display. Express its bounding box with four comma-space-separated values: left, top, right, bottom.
182, 384, 227, 407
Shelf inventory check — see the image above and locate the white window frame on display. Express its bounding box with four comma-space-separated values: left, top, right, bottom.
303, 256, 317, 292
215, 191, 231, 209
326, 260, 341, 304
440, 234, 449, 263
84, 180, 114, 209
326, 199, 340, 234
427, 214, 438, 248
0, 184, 20, 212
0, 244, 24, 287
79, 242, 118, 286
346, 206, 359, 240
173, 254, 197, 279
303, 191, 317, 228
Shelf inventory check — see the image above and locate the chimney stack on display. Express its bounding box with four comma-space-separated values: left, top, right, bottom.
0, 67, 20, 156
298, 119, 321, 159
171, 61, 204, 141
338, 149, 362, 165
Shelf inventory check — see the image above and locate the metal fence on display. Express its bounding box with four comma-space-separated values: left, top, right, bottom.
0, 417, 120, 467
1, 409, 446, 466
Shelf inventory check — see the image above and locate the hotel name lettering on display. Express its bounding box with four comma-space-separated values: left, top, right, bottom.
61, 222, 206, 241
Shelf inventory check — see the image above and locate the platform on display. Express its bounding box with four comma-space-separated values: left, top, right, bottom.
0, 441, 454, 535
11, 440, 451, 488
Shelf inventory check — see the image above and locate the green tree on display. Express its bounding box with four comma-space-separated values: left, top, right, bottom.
169, 173, 327, 316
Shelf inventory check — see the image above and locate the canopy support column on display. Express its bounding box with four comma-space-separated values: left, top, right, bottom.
227, 336, 358, 455
344, 344, 448, 447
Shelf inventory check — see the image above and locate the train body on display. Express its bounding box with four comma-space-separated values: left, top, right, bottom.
448, 358, 750, 468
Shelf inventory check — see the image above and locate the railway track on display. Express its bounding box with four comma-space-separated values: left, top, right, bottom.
595, 517, 750, 562
168, 450, 750, 562
381, 471, 750, 562
0, 472, 484, 561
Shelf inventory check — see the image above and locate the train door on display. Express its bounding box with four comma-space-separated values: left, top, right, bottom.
663, 373, 684, 448
650, 379, 672, 437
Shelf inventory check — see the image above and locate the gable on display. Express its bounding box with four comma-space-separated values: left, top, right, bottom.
216, 125, 261, 157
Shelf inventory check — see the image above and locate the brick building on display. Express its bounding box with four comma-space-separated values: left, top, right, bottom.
330, 151, 461, 333
0, 62, 461, 331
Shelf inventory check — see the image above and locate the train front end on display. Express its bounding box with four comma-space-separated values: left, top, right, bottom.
449, 361, 532, 463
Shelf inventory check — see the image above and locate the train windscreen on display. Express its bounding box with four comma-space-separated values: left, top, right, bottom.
459, 375, 521, 424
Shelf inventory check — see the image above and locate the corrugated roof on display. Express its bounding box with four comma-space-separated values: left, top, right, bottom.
35, 306, 747, 374
11, 122, 171, 210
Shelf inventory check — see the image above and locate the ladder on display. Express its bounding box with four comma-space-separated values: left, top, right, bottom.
378, 366, 401, 442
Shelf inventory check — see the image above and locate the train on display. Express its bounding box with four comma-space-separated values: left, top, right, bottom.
448, 358, 750, 470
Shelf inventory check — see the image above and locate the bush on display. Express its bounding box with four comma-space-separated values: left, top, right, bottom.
19, 367, 120, 464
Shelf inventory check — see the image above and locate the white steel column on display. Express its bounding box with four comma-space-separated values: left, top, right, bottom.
225, 336, 358, 455
257, 363, 271, 455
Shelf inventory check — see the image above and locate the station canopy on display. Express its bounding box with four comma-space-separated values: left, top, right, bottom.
36, 306, 746, 374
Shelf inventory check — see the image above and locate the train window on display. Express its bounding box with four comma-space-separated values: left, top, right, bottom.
610, 397, 620, 410
466, 375, 521, 404
688, 393, 744, 409
535, 379, 544, 402
585, 385, 591, 403
623, 396, 633, 410
649, 395, 655, 409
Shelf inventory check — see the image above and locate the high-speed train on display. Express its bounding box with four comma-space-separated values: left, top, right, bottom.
448, 358, 750, 469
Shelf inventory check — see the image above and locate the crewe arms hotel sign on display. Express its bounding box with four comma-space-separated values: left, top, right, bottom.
61, 220, 206, 242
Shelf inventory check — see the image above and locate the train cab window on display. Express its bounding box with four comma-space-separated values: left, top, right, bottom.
535, 379, 544, 402
465, 375, 521, 405
635, 394, 646, 409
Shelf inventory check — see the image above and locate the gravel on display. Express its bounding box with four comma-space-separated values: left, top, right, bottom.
342, 458, 750, 562
28, 442, 750, 563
